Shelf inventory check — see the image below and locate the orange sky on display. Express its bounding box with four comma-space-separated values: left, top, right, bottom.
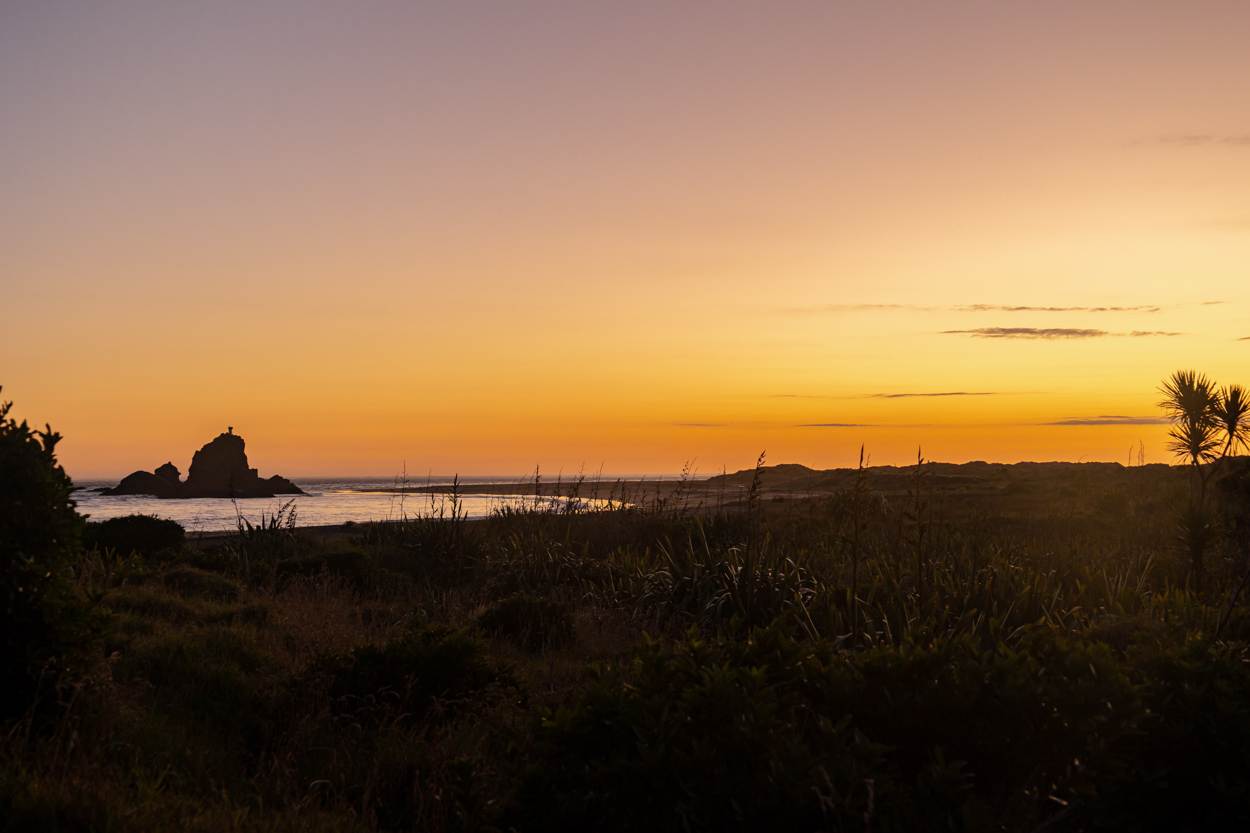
3, 3, 1249, 478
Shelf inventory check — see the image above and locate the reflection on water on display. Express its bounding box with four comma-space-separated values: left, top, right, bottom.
72, 478, 614, 534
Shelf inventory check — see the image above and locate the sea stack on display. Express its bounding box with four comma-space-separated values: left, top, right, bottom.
103, 428, 304, 499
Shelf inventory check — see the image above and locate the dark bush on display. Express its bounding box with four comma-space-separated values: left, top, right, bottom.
277, 550, 374, 591
0, 392, 85, 717
113, 627, 279, 762
0, 770, 123, 833
368, 519, 484, 586
103, 586, 202, 624
161, 566, 241, 601
1091, 641, 1250, 831
478, 593, 574, 652
507, 630, 884, 833
325, 628, 508, 720
102, 584, 266, 630
85, 514, 184, 558
507, 627, 1153, 833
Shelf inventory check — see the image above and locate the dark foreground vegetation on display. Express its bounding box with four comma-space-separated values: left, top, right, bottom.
4, 379, 1250, 832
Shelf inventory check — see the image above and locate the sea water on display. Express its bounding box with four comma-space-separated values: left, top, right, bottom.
71, 477, 617, 534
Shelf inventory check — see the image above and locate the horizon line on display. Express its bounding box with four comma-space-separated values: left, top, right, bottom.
70, 455, 1199, 483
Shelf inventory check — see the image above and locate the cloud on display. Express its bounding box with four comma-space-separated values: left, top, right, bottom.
943, 327, 1182, 339
768, 391, 1022, 401
953, 304, 1160, 313
1240, 336, 1250, 341
1155, 133, 1250, 147
766, 393, 831, 399
1044, 415, 1169, 426
782, 303, 935, 314
796, 422, 877, 428
869, 391, 997, 399
787, 302, 1172, 316
943, 327, 1108, 339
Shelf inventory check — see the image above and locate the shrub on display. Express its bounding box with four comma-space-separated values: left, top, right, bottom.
0, 392, 85, 717
325, 628, 508, 720
277, 550, 375, 591
507, 627, 1151, 833
478, 594, 575, 652
367, 517, 484, 586
162, 566, 241, 602
226, 500, 302, 582
1091, 641, 1250, 830
104, 586, 202, 624
113, 627, 280, 762
102, 584, 265, 628
508, 630, 885, 833
85, 514, 184, 558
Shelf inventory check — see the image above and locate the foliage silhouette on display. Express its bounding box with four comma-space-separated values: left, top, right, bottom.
478, 593, 575, 652
0, 389, 85, 718
1215, 384, 1250, 457
85, 514, 184, 558
1158, 369, 1249, 590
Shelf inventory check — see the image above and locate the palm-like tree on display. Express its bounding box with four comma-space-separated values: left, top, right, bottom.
1159, 370, 1221, 468
1159, 371, 1250, 593
1215, 384, 1250, 458
1159, 370, 1227, 591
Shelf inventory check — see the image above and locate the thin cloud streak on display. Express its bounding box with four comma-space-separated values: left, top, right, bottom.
766, 391, 1005, 400
953, 304, 1160, 313
944, 327, 1107, 339
797, 422, 945, 429
782, 303, 936, 314
766, 393, 831, 399
869, 391, 997, 399
1044, 415, 1169, 426
786, 301, 1215, 316
1155, 133, 1250, 147
944, 328, 1183, 339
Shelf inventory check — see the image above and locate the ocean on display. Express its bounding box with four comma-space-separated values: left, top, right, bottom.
71, 477, 614, 533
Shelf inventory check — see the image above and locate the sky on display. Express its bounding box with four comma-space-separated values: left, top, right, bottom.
3, 1, 1249, 478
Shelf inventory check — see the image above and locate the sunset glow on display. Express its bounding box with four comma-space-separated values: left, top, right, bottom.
4, 2, 1249, 477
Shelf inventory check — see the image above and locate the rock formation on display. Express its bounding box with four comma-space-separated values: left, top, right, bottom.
103, 429, 304, 499
155, 462, 181, 484
107, 469, 182, 499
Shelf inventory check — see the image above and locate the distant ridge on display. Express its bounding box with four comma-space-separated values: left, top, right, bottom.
704, 459, 1182, 495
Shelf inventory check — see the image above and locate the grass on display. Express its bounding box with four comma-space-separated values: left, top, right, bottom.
4, 461, 1250, 831
477, 593, 575, 652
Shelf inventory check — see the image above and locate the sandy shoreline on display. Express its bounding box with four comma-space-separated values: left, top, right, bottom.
181, 480, 741, 540
366, 479, 729, 507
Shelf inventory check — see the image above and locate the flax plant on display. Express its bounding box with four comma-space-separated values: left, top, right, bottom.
1159, 371, 1250, 591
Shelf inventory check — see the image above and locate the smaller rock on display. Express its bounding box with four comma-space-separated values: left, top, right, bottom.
103, 470, 182, 499
155, 462, 182, 484
263, 474, 302, 494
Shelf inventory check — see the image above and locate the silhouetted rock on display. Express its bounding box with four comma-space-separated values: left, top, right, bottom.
105, 470, 182, 499
155, 462, 181, 484
263, 474, 303, 494
185, 432, 249, 495
102, 429, 304, 499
